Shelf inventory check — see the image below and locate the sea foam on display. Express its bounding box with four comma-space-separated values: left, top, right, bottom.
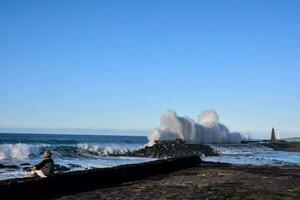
148, 109, 245, 146
0, 143, 31, 160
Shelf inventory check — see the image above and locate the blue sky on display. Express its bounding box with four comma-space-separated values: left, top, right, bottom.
0, 1, 299, 138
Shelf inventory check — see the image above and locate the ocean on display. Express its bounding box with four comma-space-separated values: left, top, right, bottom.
0, 133, 154, 181
203, 144, 300, 166
0, 133, 299, 181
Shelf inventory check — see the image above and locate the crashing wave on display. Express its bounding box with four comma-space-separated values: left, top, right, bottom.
41, 143, 134, 158
148, 109, 245, 146
0, 143, 37, 160
0, 143, 139, 160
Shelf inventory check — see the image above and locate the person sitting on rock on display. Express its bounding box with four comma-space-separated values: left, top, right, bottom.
28, 150, 54, 178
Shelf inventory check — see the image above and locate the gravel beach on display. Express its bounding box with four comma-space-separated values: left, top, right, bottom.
54, 164, 300, 200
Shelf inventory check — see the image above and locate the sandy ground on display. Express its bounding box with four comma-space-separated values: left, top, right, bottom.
53, 164, 300, 200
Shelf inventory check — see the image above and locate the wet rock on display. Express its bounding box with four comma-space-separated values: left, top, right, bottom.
54, 164, 71, 173
22, 167, 32, 172
113, 139, 218, 158
0, 156, 202, 199
20, 163, 31, 166
68, 164, 82, 168
265, 142, 300, 152
0, 164, 19, 169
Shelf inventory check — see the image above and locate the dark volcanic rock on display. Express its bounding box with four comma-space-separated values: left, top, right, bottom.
116, 139, 218, 158
0, 156, 201, 199
262, 142, 300, 152
22, 167, 32, 172
20, 163, 31, 166
53, 164, 300, 200
54, 165, 71, 173
68, 164, 82, 168
0, 164, 19, 169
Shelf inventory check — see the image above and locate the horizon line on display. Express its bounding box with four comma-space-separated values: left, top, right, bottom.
0, 127, 150, 136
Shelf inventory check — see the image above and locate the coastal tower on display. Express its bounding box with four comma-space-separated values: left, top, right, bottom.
270, 127, 276, 143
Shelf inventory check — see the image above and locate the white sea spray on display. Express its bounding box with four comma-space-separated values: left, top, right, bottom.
148, 109, 245, 146
0, 143, 31, 160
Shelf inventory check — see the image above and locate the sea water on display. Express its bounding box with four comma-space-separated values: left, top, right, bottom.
0, 133, 299, 181
0, 133, 154, 180
203, 143, 300, 166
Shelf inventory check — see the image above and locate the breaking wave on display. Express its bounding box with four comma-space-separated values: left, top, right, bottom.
0, 144, 36, 160
47, 144, 133, 157
0, 143, 142, 160
148, 109, 246, 146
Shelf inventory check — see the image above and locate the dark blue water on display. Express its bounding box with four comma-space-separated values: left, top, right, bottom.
0, 133, 152, 180
0, 133, 147, 145
1, 133, 299, 181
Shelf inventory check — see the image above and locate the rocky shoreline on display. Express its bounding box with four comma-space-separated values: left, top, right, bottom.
0, 139, 217, 177
1, 139, 298, 181
0, 162, 78, 174
243, 140, 300, 152
0, 155, 202, 199
113, 139, 218, 158
1, 155, 299, 199
266, 142, 300, 152
1, 140, 299, 199
54, 163, 300, 200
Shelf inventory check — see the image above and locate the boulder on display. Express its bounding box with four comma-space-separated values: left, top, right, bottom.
67, 164, 82, 168
20, 163, 31, 166
0, 164, 19, 170
22, 167, 31, 172
114, 139, 218, 158
54, 165, 71, 173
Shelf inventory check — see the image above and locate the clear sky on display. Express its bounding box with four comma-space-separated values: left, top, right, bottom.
0, 0, 299, 138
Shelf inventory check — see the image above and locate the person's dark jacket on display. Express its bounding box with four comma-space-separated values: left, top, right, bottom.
35, 158, 54, 176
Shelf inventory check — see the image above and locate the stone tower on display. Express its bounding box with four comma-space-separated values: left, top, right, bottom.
270, 127, 276, 143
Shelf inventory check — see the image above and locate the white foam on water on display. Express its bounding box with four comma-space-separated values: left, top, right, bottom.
0, 169, 28, 181
0, 144, 32, 160
203, 144, 300, 165
0, 156, 156, 181
148, 110, 245, 146
76, 143, 142, 157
